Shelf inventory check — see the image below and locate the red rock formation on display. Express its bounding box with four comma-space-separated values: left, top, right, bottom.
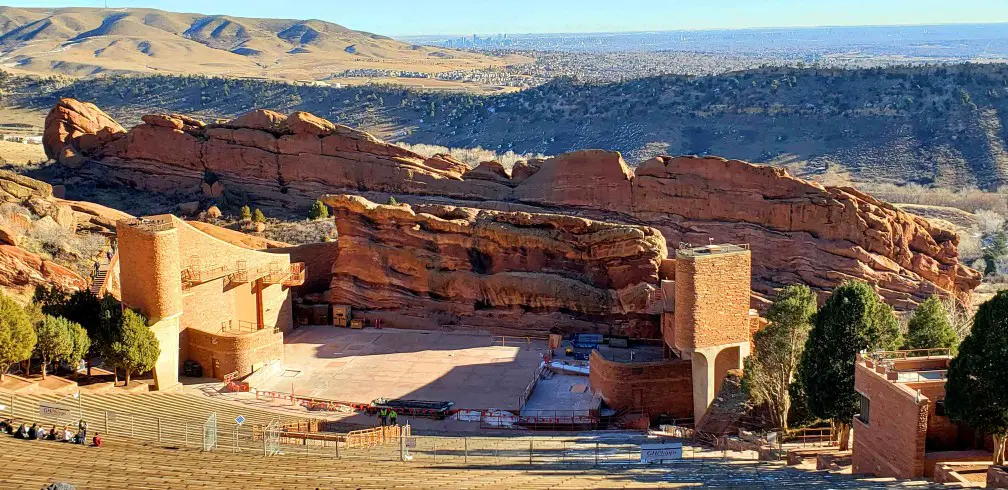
43, 99, 981, 309
43, 98, 125, 164
0, 244, 87, 295
319, 194, 668, 336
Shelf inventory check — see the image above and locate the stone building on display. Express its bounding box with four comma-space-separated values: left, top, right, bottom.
590, 244, 757, 422
852, 350, 992, 479
117, 215, 304, 390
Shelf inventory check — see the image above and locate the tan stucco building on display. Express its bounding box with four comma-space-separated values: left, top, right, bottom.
117, 215, 303, 390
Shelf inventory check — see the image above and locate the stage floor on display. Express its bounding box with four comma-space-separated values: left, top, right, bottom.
259, 326, 549, 410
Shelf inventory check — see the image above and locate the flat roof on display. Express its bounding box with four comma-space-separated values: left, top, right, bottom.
675, 243, 750, 259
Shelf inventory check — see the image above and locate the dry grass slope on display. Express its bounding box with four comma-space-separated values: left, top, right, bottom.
0, 7, 529, 90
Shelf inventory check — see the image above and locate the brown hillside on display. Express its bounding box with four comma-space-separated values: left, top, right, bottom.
0, 7, 528, 90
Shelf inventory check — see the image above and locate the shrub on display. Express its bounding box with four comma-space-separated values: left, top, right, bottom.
308, 200, 329, 220
252, 208, 266, 224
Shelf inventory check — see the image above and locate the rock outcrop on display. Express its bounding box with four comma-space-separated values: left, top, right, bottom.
44, 99, 982, 310
0, 170, 111, 298
318, 194, 668, 336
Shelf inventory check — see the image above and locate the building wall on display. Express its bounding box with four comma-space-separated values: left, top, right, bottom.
117, 221, 183, 390
117, 215, 297, 384
118, 223, 182, 322
261, 282, 294, 334
181, 278, 238, 334
852, 362, 930, 479
186, 327, 284, 379
588, 350, 693, 418
911, 381, 960, 452
672, 250, 751, 351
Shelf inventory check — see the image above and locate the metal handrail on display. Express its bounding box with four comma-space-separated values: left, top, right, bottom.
868, 348, 951, 361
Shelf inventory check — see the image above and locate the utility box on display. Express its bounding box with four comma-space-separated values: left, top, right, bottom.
349, 319, 365, 329
333, 305, 351, 327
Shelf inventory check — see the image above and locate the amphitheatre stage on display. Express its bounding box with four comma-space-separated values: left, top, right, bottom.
255, 326, 550, 410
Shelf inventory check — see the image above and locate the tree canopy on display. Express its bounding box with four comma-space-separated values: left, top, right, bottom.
903, 295, 959, 354
109, 309, 160, 385
944, 290, 1008, 464
796, 280, 901, 448
34, 315, 75, 379
742, 284, 817, 430
0, 293, 37, 381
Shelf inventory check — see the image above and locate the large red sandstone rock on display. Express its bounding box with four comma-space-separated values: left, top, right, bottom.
43, 98, 125, 161
44, 99, 981, 310
319, 194, 667, 336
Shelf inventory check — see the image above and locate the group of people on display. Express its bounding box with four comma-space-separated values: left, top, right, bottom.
1, 418, 101, 447
377, 408, 398, 426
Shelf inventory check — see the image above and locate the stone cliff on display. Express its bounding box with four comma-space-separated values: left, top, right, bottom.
317, 194, 668, 336
43, 98, 982, 309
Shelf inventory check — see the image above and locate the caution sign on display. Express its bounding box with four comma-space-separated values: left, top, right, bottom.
640, 442, 683, 463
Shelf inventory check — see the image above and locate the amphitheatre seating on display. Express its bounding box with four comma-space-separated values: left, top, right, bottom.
4, 391, 315, 450
0, 434, 672, 489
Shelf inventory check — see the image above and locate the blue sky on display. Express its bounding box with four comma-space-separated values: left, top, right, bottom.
8, 0, 1008, 36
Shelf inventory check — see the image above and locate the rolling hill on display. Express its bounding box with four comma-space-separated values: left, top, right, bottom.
0, 6, 527, 90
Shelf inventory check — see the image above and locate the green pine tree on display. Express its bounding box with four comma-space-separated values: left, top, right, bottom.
240, 205, 252, 222
903, 296, 959, 354
945, 290, 1008, 464
796, 280, 901, 450
253, 208, 266, 224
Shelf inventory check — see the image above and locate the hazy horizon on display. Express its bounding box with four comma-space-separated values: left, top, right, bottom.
5, 0, 1008, 37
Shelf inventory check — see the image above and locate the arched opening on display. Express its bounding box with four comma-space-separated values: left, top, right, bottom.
713, 346, 741, 395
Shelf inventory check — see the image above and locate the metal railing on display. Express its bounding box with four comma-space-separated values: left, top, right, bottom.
0, 393, 752, 466
868, 348, 952, 361
220, 320, 259, 334
119, 218, 174, 232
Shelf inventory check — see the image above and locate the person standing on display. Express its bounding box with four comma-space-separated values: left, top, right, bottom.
389, 410, 398, 427
78, 419, 88, 445
378, 408, 387, 427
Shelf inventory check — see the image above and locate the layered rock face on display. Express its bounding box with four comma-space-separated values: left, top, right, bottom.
319, 194, 668, 336
0, 171, 96, 298
44, 99, 982, 310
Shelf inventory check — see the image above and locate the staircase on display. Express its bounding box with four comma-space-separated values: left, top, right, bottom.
89, 249, 117, 297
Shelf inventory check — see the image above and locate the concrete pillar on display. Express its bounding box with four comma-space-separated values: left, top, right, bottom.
691, 350, 714, 422
691, 342, 750, 423
117, 218, 183, 392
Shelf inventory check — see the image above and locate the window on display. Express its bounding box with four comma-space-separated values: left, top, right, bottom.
935, 400, 946, 417
857, 392, 870, 424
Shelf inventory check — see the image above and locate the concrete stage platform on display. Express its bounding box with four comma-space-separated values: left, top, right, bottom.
259, 326, 549, 410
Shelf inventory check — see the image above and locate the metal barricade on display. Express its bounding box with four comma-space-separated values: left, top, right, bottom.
264, 418, 281, 456
202, 412, 217, 451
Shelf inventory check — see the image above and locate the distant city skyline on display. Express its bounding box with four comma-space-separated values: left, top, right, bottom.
6, 0, 1008, 36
